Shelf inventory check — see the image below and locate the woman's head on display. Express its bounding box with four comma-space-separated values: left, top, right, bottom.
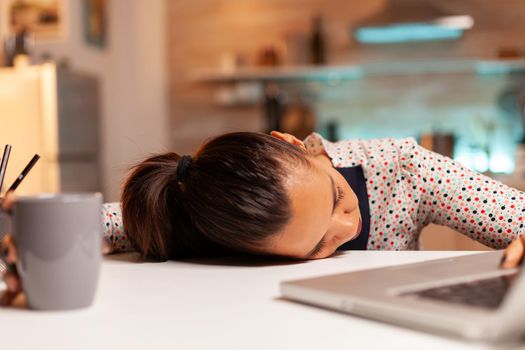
121, 131, 361, 261
122, 131, 307, 260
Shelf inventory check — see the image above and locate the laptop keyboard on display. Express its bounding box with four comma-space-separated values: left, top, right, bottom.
402, 272, 518, 310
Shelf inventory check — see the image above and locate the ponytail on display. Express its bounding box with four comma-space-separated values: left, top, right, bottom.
121, 153, 182, 260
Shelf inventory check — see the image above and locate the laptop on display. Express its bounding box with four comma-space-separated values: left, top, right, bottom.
280, 251, 525, 343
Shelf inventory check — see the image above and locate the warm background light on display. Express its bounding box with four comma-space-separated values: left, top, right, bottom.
0, 63, 59, 195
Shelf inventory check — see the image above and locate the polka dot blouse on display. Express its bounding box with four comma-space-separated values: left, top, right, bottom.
102, 202, 132, 253
101, 133, 524, 253
304, 132, 523, 250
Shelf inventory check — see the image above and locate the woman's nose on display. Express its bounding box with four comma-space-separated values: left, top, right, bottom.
343, 199, 358, 215
330, 214, 357, 244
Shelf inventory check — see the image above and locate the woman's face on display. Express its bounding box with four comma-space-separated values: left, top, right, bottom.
263, 132, 362, 260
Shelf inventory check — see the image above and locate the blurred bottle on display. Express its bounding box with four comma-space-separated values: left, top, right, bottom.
497, 46, 524, 59
310, 15, 326, 65
257, 46, 280, 67
264, 84, 283, 133
420, 132, 455, 158
326, 120, 339, 142
280, 102, 316, 140
4, 26, 32, 67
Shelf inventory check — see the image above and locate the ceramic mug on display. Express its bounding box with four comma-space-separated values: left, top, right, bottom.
4, 193, 102, 310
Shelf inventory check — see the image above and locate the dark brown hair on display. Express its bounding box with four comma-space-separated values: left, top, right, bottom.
121, 132, 309, 260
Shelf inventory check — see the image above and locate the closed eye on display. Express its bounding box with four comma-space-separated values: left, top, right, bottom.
307, 179, 344, 259
308, 236, 327, 257
335, 186, 344, 207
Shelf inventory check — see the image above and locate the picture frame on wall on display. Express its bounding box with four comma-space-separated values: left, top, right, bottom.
4, 0, 66, 42
83, 0, 106, 49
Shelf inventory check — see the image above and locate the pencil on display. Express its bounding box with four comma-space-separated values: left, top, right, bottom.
0, 144, 12, 194
6, 154, 40, 193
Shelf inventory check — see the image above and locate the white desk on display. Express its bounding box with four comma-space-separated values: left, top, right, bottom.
0, 251, 519, 350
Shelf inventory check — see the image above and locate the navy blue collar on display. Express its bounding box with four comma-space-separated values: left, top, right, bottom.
335, 166, 370, 250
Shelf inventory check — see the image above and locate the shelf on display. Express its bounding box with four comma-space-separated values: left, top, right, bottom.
190, 59, 525, 83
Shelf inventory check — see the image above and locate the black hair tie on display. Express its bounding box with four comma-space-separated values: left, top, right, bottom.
176, 155, 192, 183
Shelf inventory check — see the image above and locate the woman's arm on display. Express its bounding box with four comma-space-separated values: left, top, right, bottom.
400, 141, 523, 249
102, 202, 133, 254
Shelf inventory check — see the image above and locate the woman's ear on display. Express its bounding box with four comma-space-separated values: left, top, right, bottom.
270, 131, 306, 151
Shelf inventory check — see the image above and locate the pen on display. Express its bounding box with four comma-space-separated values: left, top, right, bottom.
6, 154, 40, 193
0, 145, 12, 195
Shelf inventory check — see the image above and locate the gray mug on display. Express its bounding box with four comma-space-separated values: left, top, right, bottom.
9, 193, 102, 310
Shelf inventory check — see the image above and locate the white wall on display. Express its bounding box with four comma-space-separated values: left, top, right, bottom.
1, 0, 170, 201
100, 0, 170, 201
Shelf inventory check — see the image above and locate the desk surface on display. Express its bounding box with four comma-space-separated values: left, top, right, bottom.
0, 251, 518, 350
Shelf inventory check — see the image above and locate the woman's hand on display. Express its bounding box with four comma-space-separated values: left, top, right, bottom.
501, 235, 525, 269
0, 234, 24, 307
0, 193, 25, 307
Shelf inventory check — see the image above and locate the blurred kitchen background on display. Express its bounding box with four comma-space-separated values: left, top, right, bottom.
2, 0, 525, 250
